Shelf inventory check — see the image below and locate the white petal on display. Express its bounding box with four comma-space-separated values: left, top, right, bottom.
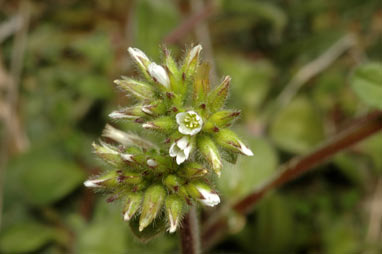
238, 141, 254, 156
141, 106, 153, 115
128, 47, 149, 67
148, 62, 170, 88
120, 153, 134, 162
176, 152, 186, 165
187, 126, 202, 136
169, 143, 178, 157
176, 112, 187, 125
176, 136, 190, 150
198, 188, 220, 207
147, 159, 158, 167
168, 213, 178, 233
84, 179, 104, 188
178, 124, 192, 135
102, 124, 132, 145
183, 143, 193, 159
186, 45, 202, 66
109, 111, 132, 119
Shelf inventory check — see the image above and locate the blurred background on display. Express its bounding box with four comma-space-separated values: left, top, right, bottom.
0, 0, 382, 253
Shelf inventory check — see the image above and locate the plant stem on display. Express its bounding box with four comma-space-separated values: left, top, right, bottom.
202, 110, 382, 251
180, 206, 201, 254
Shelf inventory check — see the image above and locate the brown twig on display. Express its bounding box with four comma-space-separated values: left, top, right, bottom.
202, 110, 382, 251
163, 1, 215, 45
180, 206, 201, 254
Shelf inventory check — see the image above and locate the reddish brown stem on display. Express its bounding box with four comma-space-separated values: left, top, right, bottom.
180, 207, 201, 254
202, 110, 382, 251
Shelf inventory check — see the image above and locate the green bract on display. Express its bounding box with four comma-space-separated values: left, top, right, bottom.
84, 45, 253, 234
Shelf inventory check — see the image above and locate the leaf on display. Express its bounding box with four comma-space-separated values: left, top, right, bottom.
11, 152, 85, 205
0, 222, 54, 253
270, 96, 325, 154
350, 62, 382, 109
129, 215, 167, 243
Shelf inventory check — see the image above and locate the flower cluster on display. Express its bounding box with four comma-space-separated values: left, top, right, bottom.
84, 45, 253, 234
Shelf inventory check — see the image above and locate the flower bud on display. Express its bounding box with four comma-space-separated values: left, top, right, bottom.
169, 136, 193, 165
128, 47, 152, 80
117, 171, 143, 185
109, 105, 146, 120
164, 175, 183, 193
102, 124, 154, 149
165, 195, 183, 233
92, 141, 123, 167
139, 185, 166, 231
193, 62, 210, 105
204, 110, 240, 131
148, 62, 170, 89
179, 162, 208, 179
183, 45, 202, 78
214, 129, 253, 156
142, 116, 176, 133
123, 192, 143, 221
114, 77, 154, 100
186, 181, 220, 207
207, 76, 231, 112
84, 170, 119, 188
197, 135, 222, 177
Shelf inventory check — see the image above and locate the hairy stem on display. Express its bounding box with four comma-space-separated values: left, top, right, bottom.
180, 206, 201, 254
202, 110, 382, 251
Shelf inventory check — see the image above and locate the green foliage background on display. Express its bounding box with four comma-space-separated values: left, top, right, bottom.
0, 0, 381, 253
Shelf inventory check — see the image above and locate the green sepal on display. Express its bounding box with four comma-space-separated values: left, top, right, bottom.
142, 116, 176, 133
164, 175, 184, 193
165, 195, 184, 233
214, 129, 254, 156
139, 185, 166, 232
204, 110, 240, 131
193, 62, 210, 107
207, 76, 231, 112
179, 162, 208, 179
92, 142, 124, 167
182, 45, 202, 80
123, 192, 143, 221
114, 77, 155, 101
197, 135, 222, 177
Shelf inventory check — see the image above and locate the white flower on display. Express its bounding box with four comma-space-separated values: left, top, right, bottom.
196, 185, 220, 207
176, 111, 203, 136
128, 47, 150, 68
148, 62, 170, 88
169, 136, 193, 165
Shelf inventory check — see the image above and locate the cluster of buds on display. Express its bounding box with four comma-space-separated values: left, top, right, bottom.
84, 45, 253, 234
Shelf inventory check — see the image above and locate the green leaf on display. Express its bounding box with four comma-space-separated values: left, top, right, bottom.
13, 153, 85, 205
0, 222, 54, 253
270, 97, 325, 154
350, 62, 382, 109
129, 215, 167, 243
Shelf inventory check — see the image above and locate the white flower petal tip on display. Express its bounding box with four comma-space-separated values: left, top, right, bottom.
141, 106, 153, 115
120, 153, 134, 162
147, 159, 158, 167
123, 211, 132, 221
187, 45, 203, 65
113, 79, 121, 85
168, 216, 178, 233
148, 62, 170, 88
239, 141, 254, 156
109, 111, 130, 119
128, 47, 149, 67
169, 136, 192, 165
84, 179, 104, 188
102, 124, 130, 145
199, 190, 220, 207
176, 111, 203, 136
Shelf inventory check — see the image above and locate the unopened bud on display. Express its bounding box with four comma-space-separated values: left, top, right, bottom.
215, 129, 253, 156
193, 63, 210, 105
148, 62, 170, 89
142, 116, 176, 133
123, 192, 143, 221
179, 162, 208, 179
165, 195, 183, 233
114, 77, 154, 100
103, 124, 154, 149
109, 106, 146, 120
186, 181, 220, 207
164, 175, 183, 192
204, 110, 240, 131
139, 185, 166, 231
141, 100, 166, 116
84, 170, 119, 188
92, 142, 123, 167
197, 135, 222, 177
207, 76, 231, 112
183, 45, 202, 78
128, 47, 152, 80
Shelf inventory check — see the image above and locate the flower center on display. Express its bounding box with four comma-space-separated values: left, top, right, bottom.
183, 113, 200, 129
